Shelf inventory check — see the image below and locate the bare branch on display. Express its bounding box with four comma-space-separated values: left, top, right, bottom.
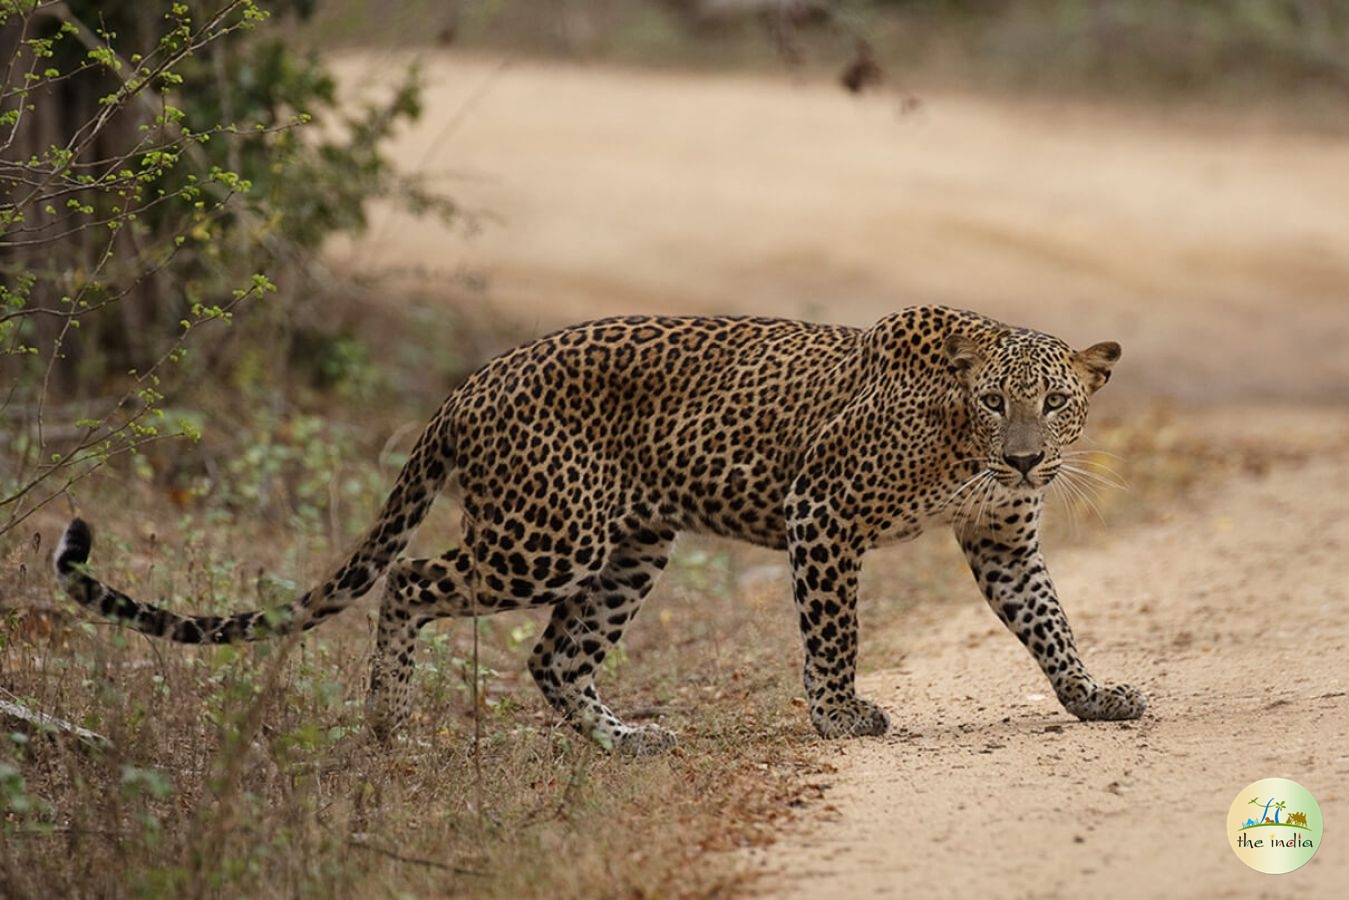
0, 693, 113, 753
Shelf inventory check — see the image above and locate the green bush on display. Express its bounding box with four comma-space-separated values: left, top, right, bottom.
0, 0, 450, 537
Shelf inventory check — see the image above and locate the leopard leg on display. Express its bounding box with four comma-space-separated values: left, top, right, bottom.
368, 502, 623, 743
366, 548, 537, 742
957, 500, 1147, 721
528, 523, 677, 755
367, 598, 425, 742
367, 553, 465, 741
786, 493, 889, 739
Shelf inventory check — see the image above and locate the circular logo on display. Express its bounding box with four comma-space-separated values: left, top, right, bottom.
1228, 778, 1323, 874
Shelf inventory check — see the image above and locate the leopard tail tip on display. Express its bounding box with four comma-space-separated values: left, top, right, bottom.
54, 518, 93, 576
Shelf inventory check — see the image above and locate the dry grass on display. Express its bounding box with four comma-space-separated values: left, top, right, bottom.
0, 491, 841, 898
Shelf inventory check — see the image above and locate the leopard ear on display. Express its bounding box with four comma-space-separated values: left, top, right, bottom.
944, 334, 984, 385
1073, 341, 1121, 394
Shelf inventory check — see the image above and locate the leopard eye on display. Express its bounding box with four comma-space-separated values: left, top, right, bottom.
1044, 392, 1069, 413
980, 393, 1005, 413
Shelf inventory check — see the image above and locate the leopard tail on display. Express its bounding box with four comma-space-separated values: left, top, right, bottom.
52, 414, 454, 643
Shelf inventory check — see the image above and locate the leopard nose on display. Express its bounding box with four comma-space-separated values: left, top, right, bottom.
1003, 452, 1044, 476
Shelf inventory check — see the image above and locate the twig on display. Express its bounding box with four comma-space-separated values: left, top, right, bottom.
345, 838, 486, 875
0, 695, 112, 753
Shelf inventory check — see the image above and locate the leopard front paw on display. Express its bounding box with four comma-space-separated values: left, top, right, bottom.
810, 697, 891, 739
1064, 682, 1148, 721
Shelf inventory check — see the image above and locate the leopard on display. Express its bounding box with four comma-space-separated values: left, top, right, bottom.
54, 305, 1147, 755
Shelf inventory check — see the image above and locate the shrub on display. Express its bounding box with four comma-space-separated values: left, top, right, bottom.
0, 0, 450, 537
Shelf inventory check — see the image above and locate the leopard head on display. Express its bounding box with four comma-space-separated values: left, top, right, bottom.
945, 329, 1119, 491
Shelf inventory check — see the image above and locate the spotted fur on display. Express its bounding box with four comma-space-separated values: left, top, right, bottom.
54, 306, 1146, 753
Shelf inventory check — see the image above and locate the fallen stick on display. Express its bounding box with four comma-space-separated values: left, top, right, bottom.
0, 697, 112, 753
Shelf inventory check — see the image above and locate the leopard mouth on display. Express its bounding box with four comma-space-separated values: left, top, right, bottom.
993, 469, 1050, 491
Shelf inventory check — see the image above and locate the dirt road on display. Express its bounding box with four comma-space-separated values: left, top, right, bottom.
334, 53, 1349, 406
334, 53, 1349, 897
741, 444, 1349, 897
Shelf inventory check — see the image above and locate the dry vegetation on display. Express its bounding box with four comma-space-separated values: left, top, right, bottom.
0, 289, 833, 899
1, 525, 821, 898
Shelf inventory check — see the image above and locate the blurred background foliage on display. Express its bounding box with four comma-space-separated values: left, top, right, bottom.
303, 0, 1349, 99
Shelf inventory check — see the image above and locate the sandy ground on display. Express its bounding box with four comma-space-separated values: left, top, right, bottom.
333, 53, 1349, 897
742, 447, 1349, 898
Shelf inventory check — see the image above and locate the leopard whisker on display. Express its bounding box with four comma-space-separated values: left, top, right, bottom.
1058, 461, 1128, 493
948, 470, 993, 531
972, 473, 999, 530
945, 468, 992, 507
949, 479, 983, 531
1047, 477, 1081, 537
1061, 448, 1125, 465
1055, 467, 1109, 525
1049, 477, 1088, 536
1060, 451, 1129, 485
1064, 442, 1124, 459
